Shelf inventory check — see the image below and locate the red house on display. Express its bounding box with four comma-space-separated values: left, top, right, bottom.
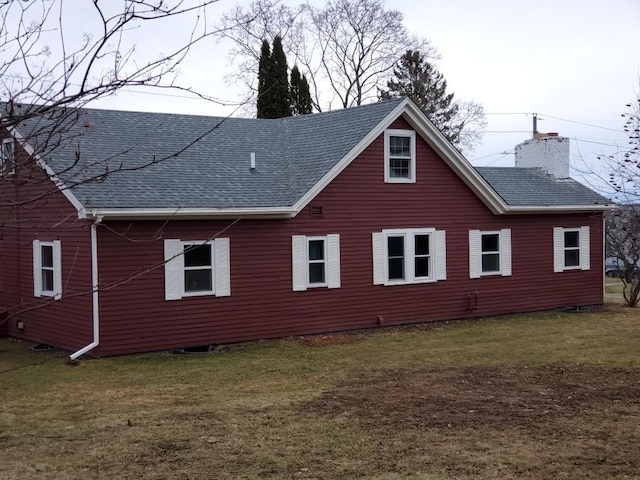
0, 98, 611, 358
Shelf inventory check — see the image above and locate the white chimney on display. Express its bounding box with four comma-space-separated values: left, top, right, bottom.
250, 152, 256, 170
514, 133, 570, 179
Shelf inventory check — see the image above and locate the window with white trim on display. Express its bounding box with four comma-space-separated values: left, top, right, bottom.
164, 238, 231, 300
372, 229, 447, 285
553, 227, 590, 272
469, 229, 512, 278
384, 130, 416, 183
1, 138, 15, 176
292, 234, 341, 291
33, 240, 62, 300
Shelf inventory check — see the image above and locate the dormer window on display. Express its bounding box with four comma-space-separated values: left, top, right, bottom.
384, 130, 416, 183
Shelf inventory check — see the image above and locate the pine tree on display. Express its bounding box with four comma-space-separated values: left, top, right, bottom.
380, 50, 462, 145
290, 65, 313, 115
268, 35, 291, 118
256, 40, 272, 119
257, 36, 291, 118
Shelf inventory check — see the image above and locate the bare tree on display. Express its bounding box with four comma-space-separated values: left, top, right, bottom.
0, 0, 244, 210
606, 207, 640, 307
600, 88, 640, 307
216, 0, 434, 112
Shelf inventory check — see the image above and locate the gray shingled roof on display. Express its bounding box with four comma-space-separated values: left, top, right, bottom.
475, 167, 610, 206
23, 98, 404, 209
18, 98, 610, 212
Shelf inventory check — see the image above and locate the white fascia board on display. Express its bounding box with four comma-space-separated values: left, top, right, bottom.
84, 206, 298, 220
9, 127, 87, 218
398, 102, 508, 215
292, 98, 509, 216
292, 98, 413, 213
503, 204, 613, 214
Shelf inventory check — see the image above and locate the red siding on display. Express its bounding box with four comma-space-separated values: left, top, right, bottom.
0, 140, 93, 351
92, 118, 605, 356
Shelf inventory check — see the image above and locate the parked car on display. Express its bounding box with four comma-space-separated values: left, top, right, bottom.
605, 258, 640, 278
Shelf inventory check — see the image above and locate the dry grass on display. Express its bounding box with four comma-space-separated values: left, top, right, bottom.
1, 304, 639, 479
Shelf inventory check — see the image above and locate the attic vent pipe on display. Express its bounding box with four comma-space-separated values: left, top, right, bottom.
250, 152, 256, 170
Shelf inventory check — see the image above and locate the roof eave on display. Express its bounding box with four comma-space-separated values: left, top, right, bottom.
503, 204, 614, 214
83, 206, 297, 220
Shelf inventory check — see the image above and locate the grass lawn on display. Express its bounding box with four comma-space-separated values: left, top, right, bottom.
1, 303, 639, 479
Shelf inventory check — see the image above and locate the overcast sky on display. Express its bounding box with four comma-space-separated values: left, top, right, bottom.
88, 0, 640, 192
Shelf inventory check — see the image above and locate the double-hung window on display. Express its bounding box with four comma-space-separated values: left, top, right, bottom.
1, 138, 15, 176
469, 229, 512, 278
553, 227, 590, 272
164, 238, 231, 300
384, 130, 416, 183
373, 229, 447, 285
292, 234, 341, 291
33, 240, 62, 300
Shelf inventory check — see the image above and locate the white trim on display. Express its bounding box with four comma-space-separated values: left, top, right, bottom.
469, 229, 512, 278
164, 239, 230, 299
376, 228, 446, 286
9, 127, 86, 217
292, 234, 341, 291
33, 239, 62, 299
384, 129, 416, 183
553, 226, 590, 272
85, 206, 297, 220
180, 240, 216, 297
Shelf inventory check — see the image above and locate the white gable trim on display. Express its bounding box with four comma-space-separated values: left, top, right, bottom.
292, 99, 509, 216
9, 127, 87, 218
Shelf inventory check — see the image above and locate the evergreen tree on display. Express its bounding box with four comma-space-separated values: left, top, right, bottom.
380, 50, 462, 145
256, 39, 272, 118
290, 65, 313, 115
269, 35, 291, 118
257, 36, 291, 118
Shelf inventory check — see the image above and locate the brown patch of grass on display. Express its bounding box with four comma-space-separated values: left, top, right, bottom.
1, 305, 640, 479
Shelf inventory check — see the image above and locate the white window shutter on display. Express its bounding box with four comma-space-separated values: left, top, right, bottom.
469, 230, 480, 279
580, 226, 590, 270
52, 240, 62, 300
292, 235, 307, 291
327, 234, 341, 289
500, 229, 512, 277
164, 239, 182, 300
372, 232, 384, 285
553, 227, 564, 272
33, 240, 42, 297
435, 230, 447, 280
214, 238, 231, 297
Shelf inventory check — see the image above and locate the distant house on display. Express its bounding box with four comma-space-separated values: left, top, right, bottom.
0, 98, 611, 358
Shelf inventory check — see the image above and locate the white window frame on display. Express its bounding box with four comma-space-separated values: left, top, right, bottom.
384, 129, 416, 183
553, 226, 590, 272
1, 138, 15, 176
164, 238, 231, 300
33, 240, 62, 300
292, 234, 341, 291
469, 229, 512, 278
373, 228, 447, 286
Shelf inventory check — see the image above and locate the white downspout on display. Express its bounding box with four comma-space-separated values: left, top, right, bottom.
69, 216, 102, 361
